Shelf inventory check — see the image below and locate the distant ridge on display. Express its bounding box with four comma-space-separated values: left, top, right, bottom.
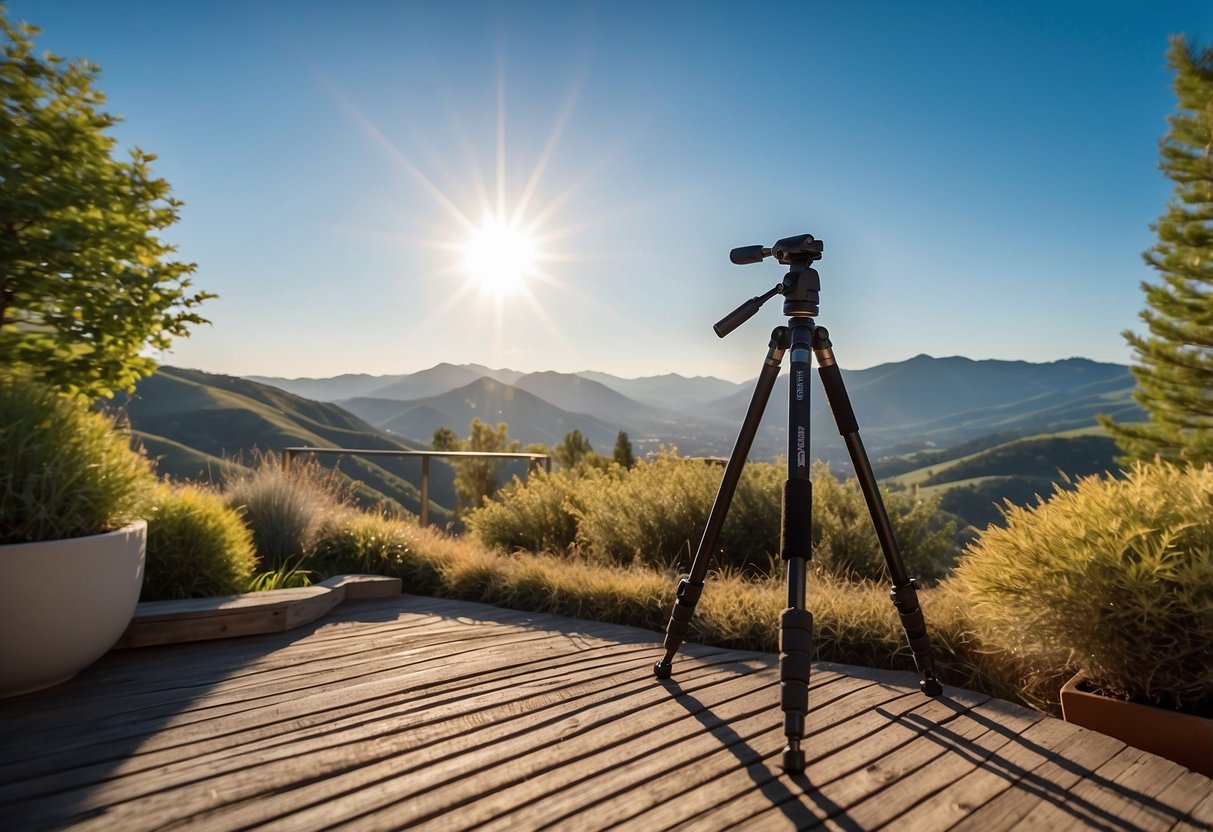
341, 377, 623, 450
245, 355, 1141, 463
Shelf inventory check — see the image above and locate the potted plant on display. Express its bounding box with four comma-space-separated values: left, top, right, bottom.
0, 378, 156, 697
956, 461, 1213, 776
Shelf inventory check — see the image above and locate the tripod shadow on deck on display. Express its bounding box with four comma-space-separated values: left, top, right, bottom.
660, 676, 865, 830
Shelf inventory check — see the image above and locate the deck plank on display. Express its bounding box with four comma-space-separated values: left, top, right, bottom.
0, 594, 1208, 831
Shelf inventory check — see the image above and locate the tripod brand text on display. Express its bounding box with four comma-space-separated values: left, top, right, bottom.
795, 371, 804, 401
796, 426, 806, 467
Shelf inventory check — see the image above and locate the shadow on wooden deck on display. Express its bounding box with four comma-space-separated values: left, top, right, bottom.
1, 594, 1209, 831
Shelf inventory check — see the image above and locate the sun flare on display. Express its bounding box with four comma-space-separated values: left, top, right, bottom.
461, 217, 538, 297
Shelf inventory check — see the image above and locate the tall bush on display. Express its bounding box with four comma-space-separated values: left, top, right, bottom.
468, 452, 959, 580
571, 453, 782, 570
0, 377, 154, 543
466, 467, 604, 554
223, 455, 348, 569
956, 461, 1213, 713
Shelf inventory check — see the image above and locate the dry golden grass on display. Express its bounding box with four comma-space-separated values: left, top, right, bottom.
310, 516, 1045, 710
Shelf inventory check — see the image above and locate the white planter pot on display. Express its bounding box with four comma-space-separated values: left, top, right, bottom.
0, 520, 146, 697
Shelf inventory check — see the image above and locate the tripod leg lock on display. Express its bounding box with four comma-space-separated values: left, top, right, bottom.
889, 580, 944, 696
660, 578, 704, 653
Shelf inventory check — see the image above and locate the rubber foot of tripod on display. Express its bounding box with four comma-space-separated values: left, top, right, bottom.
653, 660, 672, 680
782, 744, 805, 774
920, 677, 943, 697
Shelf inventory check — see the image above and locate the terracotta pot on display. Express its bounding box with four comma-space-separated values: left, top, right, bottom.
0, 521, 146, 697
1060, 672, 1213, 777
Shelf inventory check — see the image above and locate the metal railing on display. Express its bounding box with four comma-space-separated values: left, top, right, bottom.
281, 447, 551, 527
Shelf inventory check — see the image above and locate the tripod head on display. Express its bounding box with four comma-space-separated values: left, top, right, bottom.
715, 234, 823, 337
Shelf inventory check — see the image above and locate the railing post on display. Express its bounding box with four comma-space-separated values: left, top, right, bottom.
420, 456, 430, 528
283, 448, 292, 472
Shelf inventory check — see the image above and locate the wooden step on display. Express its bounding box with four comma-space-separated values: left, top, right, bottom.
116, 575, 401, 648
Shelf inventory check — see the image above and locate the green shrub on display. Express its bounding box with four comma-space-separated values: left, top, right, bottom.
956, 461, 1213, 714
310, 510, 420, 577
0, 378, 154, 543
812, 464, 960, 581
571, 452, 783, 570
143, 484, 257, 600
469, 452, 960, 581
466, 467, 607, 554
223, 455, 348, 569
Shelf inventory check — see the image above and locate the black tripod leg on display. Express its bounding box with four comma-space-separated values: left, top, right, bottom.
654, 326, 789, 680
811, 327, 944, 697
778, 319, 816, 774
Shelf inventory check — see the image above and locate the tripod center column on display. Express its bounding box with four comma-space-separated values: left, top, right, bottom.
782, 319, 815, 608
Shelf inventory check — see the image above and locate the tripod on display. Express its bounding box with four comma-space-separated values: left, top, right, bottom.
652, 234, 943, 775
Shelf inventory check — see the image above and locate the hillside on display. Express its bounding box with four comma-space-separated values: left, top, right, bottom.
889, 428, 1123, 529
705, 355, 1141, 462
121, 367, 458, 521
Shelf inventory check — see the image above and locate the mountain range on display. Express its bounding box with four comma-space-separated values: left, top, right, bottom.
128, 356, 1145, 528
253, 355, 1143, 466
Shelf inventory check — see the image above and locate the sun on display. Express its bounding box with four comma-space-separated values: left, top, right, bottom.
461, 216, 538, 298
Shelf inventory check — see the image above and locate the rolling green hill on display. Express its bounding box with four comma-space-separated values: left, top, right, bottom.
888, 427, 1122, 529
119, 367, 459, 522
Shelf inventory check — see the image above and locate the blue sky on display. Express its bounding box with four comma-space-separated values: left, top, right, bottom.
10, 1, 1211, 381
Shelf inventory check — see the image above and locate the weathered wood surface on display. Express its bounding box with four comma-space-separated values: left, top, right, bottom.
1, 594, 1209, 831
116, 574, 402, 648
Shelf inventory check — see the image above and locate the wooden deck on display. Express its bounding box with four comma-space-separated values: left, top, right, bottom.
1, 593, 1210, 831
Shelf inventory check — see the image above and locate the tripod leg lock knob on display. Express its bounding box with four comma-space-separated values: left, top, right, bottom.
676, 578, 704, 605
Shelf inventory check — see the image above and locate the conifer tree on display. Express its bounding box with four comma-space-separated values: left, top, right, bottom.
613, 430, 636, 468
1101, 37, 1213, 465
553, 429, 593, 469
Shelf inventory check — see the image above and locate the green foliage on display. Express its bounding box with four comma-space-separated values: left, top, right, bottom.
1101, 37, 1213, 465
468, 452, 959, 580
247, 557, 313, 592
467, 466, 606, 554
553, 429, 594, 469
223, 454, 348, 569
0, 376, 154, 543
310, 510, 420, 577
143, 483, 257, 601
572, 452, 777, 569
811, 463, 960, 581
432, 419, 521, 513
613, 431, 636, 468
956, 460, 1213, 714
0, 13, 213, 399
